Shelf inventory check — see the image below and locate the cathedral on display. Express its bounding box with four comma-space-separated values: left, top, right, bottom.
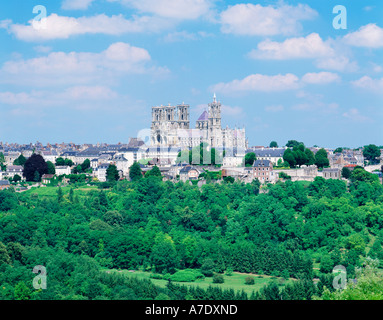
150, 95, 247, 150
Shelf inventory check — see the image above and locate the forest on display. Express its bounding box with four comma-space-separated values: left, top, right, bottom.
0, 165, 382, 300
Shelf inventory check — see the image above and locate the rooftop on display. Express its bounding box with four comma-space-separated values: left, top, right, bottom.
197, 111, 208, 121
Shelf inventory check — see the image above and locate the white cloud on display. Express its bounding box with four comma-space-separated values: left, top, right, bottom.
163, 30, 213, 42
109, 0, 213, 20
4, 13, 173, 41
315, 55, 358, 72
63, 86, 118, 100
0, 42, 166, 87
220, 3, 317, 36
363, 6, 375, 12
265, 105, 284, 112
351, 76, 383, 93
0, 86, 118, 106
344, 24, 383, 48
62, 0, 95, 10
249, 33, 334, 59
33, 45, 53, 53
212, 73, 300, 94
0, 19, 11, 30
249, 33, 358, 72
0, 91, 38, 105
371, 63, 383, 73
301, 72, 340, 84
343, 108, 371, 122
211, 71, 344, 95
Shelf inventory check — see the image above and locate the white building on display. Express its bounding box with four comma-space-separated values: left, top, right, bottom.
55, 166, 71, 176
95, 163, 109, 182
113, 154, 130, 177
5, 165, 23, 179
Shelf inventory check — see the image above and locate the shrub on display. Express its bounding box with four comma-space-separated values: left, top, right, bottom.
245, 276, 255, 285
169, 269, 204, 282
150, 274, 164, 280
213, 273, 224, 284
225, 267, 233, 276
201, 258, 215, 277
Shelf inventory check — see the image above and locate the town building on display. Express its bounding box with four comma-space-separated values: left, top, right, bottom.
55, 166, 72, 176
42, 174, 55, 184
179, 166, 200, 182
246, 147, 286, 166
150, 95, 247, 151
0, 180, 10, 190
253, 160, 273, 183
5, 165, 23, 179
322, 168, 341, 179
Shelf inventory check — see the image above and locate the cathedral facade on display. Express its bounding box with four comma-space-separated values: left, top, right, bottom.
150, 95, 247, 150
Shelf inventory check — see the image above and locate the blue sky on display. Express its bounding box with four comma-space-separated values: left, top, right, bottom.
0, 0, 382, 148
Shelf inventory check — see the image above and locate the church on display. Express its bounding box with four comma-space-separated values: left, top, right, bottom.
150, 95, 247, 150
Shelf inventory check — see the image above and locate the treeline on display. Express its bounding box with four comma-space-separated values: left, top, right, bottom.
0, 165, 382, 300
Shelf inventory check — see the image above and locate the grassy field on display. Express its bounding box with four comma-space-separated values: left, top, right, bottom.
108, 270, 294, 296
23, 185, 98, 199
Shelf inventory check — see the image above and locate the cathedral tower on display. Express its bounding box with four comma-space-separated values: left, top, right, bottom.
208, 94, 222, 147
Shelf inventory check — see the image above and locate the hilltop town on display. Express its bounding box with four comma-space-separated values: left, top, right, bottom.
0, 137, 381, 191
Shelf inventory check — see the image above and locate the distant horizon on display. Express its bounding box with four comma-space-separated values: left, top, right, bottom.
0, 139, 380, 151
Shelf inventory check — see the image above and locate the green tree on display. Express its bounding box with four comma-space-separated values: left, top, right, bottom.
69, 188, 74, 202
55, 157, 65, 166
0, 190, 17, 211
334, 147, 343, 153
33, 171, 40, 182
12, 174, 22, 183
81, 159, 91, 172
223, 176, 235, 183
270, 141, 278, 148
106, 164, 120, 182
145, 165, 162, 178
283, 149, 296, 168
64, 159, 74, 166
245, 276, 255, 285
341, 167, 351, 179
46, 161, 56, 175
201, 258, 215, 277
57, 186, 63, 203
14, 281, 32, 300
213, 273, 224, 284
294, 146, 308, 167
129, 162, 143, 181
23, 154, 48, 182
304, 148, 316, 165
13, 154, 27, 166
286, 140, 303, 148
315, 148, 329, 169
244, 153, 256, 167
319, 255, 334, 273
0, 241, 11, 265
151, 234, 178, 274
363, 144, 380, 164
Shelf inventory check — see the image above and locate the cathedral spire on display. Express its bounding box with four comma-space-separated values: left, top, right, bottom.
213, 93, 216, 103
